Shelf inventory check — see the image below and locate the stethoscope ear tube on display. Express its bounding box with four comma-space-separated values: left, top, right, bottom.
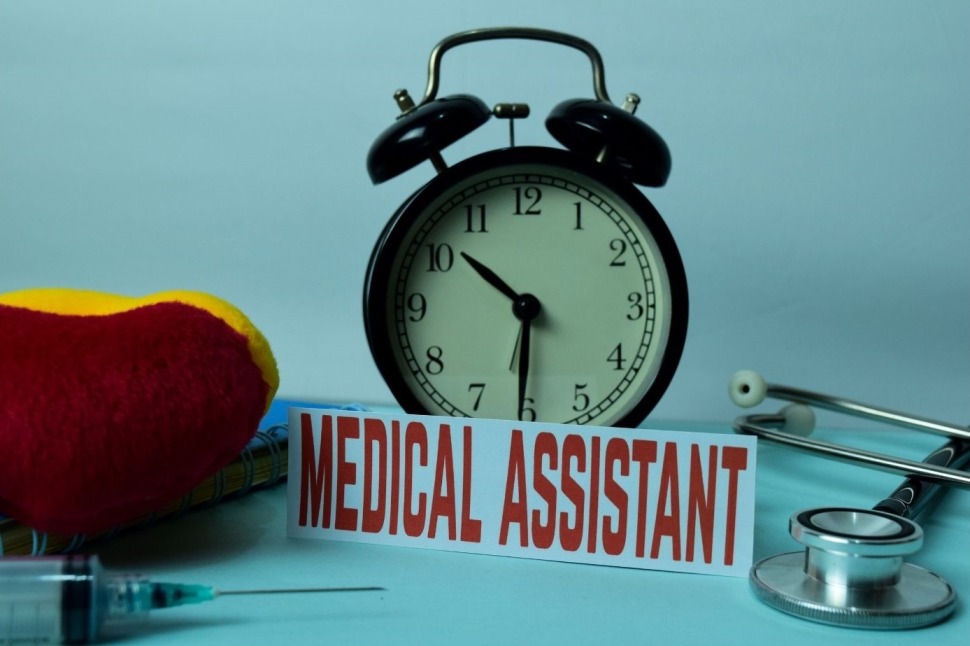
729, 370, 970, 439
731, 371, 970, 629
729, 370, 970, 487
734, 414, 970, 487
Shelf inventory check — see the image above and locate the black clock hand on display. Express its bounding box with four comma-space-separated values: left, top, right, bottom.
461, 251, 543, 325
518, 317, 531, 421
460, 252, 519, 301
513, 294, 541, 421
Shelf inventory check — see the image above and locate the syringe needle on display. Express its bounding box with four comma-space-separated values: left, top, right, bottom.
215, 586, 385, 596
149, 583, 384, 609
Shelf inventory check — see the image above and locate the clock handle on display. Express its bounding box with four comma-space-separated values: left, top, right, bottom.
367, 28, 671, 187
420, 27, 671, 188
417, 27, 612, 107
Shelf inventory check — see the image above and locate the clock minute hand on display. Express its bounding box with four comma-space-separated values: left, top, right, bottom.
518, 317, 532, 421
460, 252, 519, 301
513, 294, 541, 421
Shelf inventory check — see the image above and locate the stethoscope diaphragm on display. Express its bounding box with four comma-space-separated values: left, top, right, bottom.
750, 508, 956, 629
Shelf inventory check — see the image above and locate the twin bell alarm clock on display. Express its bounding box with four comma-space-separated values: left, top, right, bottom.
363, 27, 688, 428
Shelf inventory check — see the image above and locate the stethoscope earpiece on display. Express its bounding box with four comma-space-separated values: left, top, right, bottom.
729, 370, 970, 486
779, 404, 815, 437
728, 369, 767, 408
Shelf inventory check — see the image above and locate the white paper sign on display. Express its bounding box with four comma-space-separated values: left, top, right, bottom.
287, 408, 757, 577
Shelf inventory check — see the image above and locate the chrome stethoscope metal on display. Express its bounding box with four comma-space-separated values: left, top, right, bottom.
729, 370, 970, 629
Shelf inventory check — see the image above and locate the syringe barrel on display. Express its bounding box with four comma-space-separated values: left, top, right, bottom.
0, 554, 104, 644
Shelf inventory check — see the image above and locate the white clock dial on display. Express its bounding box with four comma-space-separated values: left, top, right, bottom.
365, 147, 687, 428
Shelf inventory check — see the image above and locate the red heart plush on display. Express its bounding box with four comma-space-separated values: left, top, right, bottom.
0, 289, 279, 534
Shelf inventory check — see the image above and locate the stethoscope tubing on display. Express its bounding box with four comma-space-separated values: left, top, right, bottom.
732, 378, 970, 488
735, 414, 970, 488
873, 438, 970, 518
764, 383, 970, 440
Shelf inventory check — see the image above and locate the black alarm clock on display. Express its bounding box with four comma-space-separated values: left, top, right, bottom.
363, 27, 687, 428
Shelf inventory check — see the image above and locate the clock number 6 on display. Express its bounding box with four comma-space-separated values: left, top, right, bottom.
520, 397, 536, 422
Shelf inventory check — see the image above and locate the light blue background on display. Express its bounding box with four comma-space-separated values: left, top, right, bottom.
2, 1, 968, 426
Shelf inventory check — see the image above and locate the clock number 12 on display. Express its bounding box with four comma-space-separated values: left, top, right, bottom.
513, 187, 542, 215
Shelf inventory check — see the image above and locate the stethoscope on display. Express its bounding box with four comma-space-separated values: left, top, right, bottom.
728, 370, 970, 629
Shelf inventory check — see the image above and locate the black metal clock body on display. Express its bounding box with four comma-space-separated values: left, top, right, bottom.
363, 145, 687, 428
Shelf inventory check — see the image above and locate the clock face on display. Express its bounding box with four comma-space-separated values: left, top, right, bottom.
364, 147, 687, 428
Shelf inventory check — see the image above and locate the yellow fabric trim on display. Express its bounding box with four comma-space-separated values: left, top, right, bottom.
0, 288, 280, 411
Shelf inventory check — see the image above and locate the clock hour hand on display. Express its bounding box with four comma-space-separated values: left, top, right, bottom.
460, 252, 519, 301
461, 251, 543, 323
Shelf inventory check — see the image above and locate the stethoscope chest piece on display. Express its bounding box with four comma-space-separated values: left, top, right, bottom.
750, 508, 956, 629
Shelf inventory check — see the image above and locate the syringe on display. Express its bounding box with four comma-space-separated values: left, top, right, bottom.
0, 555, 383, 644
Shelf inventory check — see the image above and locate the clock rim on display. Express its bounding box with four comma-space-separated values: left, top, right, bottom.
363, 145, 688, 428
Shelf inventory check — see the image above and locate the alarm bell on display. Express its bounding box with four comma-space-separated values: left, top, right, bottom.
366, 27, 671, 188
546, 95, 671, 187
366, 92, 491, 184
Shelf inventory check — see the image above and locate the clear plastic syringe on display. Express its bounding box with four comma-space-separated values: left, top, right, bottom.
0, 555, 383, 644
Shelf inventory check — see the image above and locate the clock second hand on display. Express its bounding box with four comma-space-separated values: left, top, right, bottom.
509, 326, 521, 371
460, 252, 542, 420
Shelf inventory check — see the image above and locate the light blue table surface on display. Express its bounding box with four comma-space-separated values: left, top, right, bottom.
89, 402, 970, 645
